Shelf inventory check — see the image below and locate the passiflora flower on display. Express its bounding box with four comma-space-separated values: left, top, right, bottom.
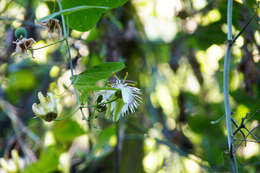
32, 92, 58, 122
96, 73, 142, 122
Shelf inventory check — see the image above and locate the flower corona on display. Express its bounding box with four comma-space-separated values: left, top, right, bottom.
95, 73, 142, 122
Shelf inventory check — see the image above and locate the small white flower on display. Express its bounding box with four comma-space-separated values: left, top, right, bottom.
32, 92, 58, 122
96, 75, 142, 122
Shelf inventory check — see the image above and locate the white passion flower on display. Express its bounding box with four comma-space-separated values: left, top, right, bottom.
32, 92, 58, 122
96, 73, 142, 122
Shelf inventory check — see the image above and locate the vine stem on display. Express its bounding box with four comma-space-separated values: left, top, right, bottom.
0, 98, 38, 163
82, 97, 119, 108
223, 0, 238, 172
31, 39, 66, 50
57, 0, 88, 121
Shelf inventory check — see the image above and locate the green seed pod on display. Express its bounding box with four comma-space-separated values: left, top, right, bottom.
15, 27, 27, 39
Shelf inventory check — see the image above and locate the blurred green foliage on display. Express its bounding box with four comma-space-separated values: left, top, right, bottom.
0, 0, 260, 173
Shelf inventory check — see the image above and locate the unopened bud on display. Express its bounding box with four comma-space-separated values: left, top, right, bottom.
15, 27, 27, 39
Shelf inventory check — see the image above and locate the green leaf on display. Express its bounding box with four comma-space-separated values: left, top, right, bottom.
22, 147, 59, 173
77, 86, 118, 102
75, 62, 124, 102
75, 62, 125, 86
76, 86, 119, 92
39, 5, 109, 22
85, 27, 101, 42
45, 1, 59, 13
62, 0, 128, 31
53, 119, 85, 143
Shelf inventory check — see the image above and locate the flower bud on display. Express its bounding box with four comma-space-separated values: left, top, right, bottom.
96, 95, 103, 103
15, 27, 27, 39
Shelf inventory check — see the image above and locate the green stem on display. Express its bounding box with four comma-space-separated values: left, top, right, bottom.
82, 97, 119, 108
31, 39, 65, 50
224, 0, 238, 172
54, 107, 80, 121
57, 0, 88, 121
224, 44, 232, 149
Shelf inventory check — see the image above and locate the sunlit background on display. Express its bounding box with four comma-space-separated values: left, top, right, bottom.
0, 0, 260, 172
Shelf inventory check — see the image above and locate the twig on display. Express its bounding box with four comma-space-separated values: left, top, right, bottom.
232, 114, 247, 135
242, 124, 260, 142
0, 98, 40, 144
235, 124, 260, 149
223, 0, 239, 172
234, 138, 260, 143
243, 126, 259, 141
231, 13, 257, 45
0, 98, 38, 162
232, 117, 247, 146
244, 108, 260, 126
